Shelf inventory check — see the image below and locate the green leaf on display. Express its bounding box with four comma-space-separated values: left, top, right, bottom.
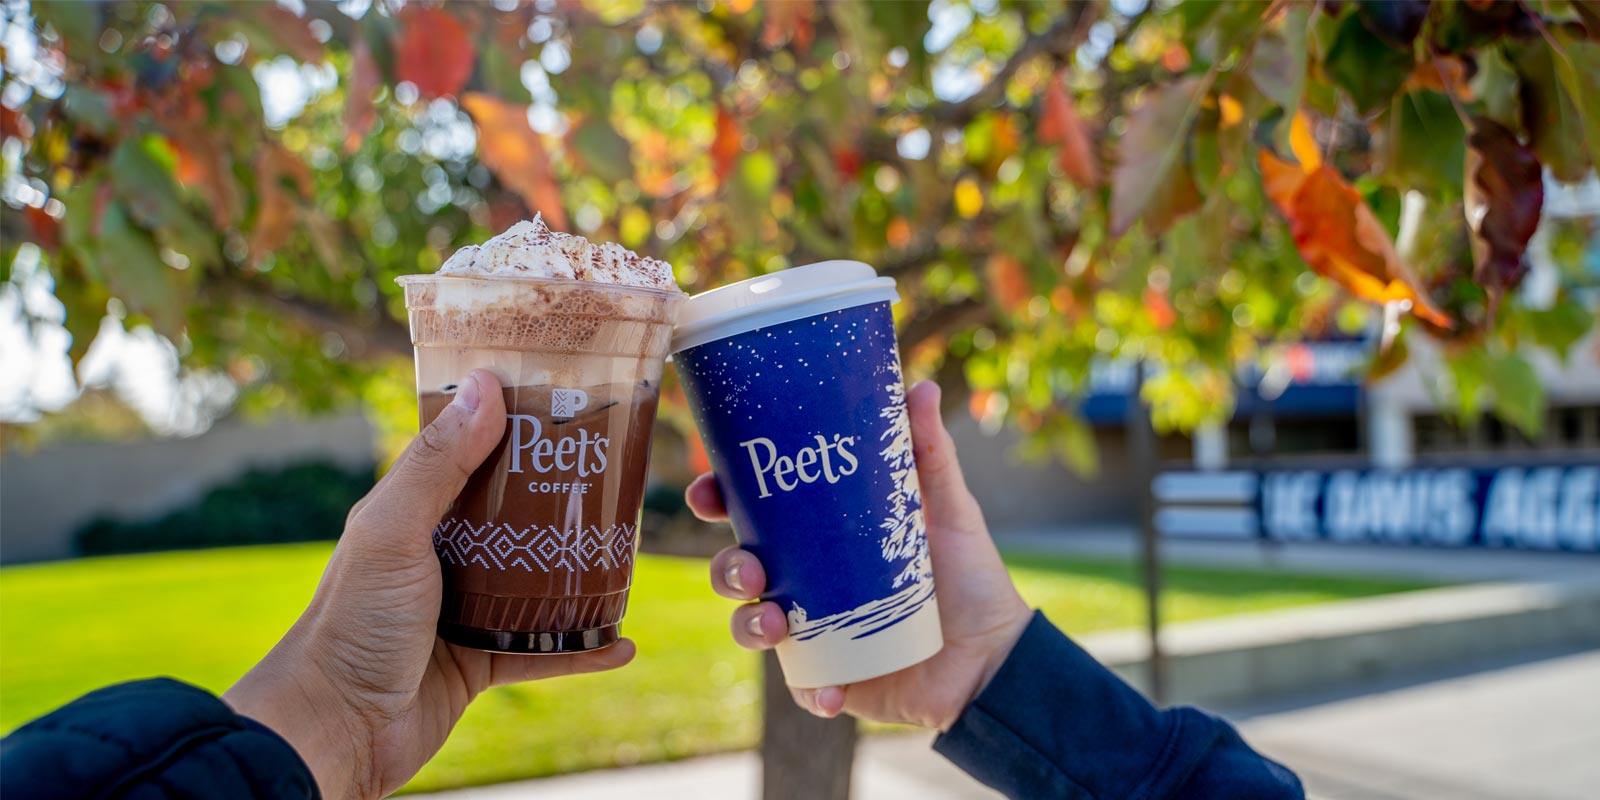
97, 203, 187, 337
1521, 296, 1595, 357
1546, 31, 1600, 179
1508, 38, 1593, 182
479, 39, 532, 105
1324, 11, 1414, 113
1444, 347, 1489, 424
1474, 47, 1522, 132
1486, 351, 1544, 436
739, 151, 779, 197
1249, 4, 1310, 113
60, 86, 115, 136
32, 0, 102, 59
1110, 75, 1214, 236
53, 254, 111, 369
868, 0, 931, 77
1387, 91, 1466, 193
570, 118, 634, 185
110, 136, 186, 230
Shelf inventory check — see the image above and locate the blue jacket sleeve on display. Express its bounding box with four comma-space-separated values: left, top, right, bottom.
933, 612, 1303, 799
1, 677, 320, 800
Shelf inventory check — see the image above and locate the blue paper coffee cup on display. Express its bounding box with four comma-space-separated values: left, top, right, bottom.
672, 261, 942, 687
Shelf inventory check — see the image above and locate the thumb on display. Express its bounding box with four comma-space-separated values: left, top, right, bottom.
349, 370, 507, 554
905, 381, 986, 535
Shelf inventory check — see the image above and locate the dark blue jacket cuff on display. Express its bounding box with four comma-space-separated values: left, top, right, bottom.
1, 677, 321, 799
933, 611, 1302, 799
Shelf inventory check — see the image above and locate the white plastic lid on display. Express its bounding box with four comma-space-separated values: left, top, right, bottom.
670, 260, 899, 352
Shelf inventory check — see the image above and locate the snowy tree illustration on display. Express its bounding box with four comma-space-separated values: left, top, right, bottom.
878, 356, 931, 588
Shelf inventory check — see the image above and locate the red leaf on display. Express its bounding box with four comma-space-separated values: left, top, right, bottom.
832, 146, 862, 180
26, 205, 59, 250
1038, 71, 1101, 188
1143, 287, 1176, 329
1259, 148, 1453, 328
762, 0, 815, 50
711, 107, 741, 183
1110, 76, 1211, 235
248, 5, 325, 64
462, 92, 568, 230
1465, 117, 1543, 296
0, 105, 31, 140
395, 7, 475, 100
344, 39, 380, 153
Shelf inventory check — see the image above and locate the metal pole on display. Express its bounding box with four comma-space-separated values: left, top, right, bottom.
1128, 360, 1167, 703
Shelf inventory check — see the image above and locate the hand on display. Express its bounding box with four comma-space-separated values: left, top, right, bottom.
224, 370, 635, 799
688, 380, 1031, 731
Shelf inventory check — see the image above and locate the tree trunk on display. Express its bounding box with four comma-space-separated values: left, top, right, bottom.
761, 651, 857, 800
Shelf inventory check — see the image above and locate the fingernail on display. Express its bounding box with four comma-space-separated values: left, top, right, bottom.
746, 611, 765, 639
817, 686, 844, 716
725, 562, 744, 594
451, 373, 481, 411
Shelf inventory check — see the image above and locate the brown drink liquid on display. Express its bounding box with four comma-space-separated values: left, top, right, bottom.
401, 276, 682, 653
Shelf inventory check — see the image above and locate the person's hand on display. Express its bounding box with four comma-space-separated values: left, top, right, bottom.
688, 380, 1031, 731
223, 370, 635, 799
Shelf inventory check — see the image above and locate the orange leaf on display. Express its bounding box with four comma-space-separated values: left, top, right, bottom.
250, 144, 313, 260
985, 253, 1031, 314
395, 7, 474, 100
344, 39, 380, 154
164, 126, 240, 227
1257, 149, 1452, 328
711, 107, 741, 183
25, 205, 59, 250
762, 0, 815, 50
462, 92, 568, 230
1143, 287, 1176, 329
1038, 72, 1100, 188
886, 217, 912, 249
1289, 111, 1320, 171
1403, 56, 1474, 101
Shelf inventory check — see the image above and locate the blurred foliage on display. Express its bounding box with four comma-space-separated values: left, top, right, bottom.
2, 0, 1597, 467
73, 459, 374, 554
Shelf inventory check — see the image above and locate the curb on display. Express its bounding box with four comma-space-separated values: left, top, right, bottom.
1081, 580, 1600, 707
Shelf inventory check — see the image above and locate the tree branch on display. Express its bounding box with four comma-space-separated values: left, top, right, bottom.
899, 296, 991, 354
207, 271, 412, 360
931, 3, 1097, 128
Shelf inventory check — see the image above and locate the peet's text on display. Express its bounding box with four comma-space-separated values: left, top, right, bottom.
740, 434, 859, 498
508, 414, 609, 477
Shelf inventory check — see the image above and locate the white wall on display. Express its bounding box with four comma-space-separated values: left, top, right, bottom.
0, 412, 376, 564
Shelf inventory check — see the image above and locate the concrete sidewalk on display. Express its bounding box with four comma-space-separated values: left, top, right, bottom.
422, 648, 1600, 800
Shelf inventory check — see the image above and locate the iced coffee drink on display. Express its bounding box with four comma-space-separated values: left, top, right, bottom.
399, 215, 684, 653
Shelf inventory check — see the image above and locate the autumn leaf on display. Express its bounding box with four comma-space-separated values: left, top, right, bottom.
245, 5, 325, 64
1110, 75, 1212, 236
763, 0, 815, 50
163, 124, 240, 227
395, 7, 475, 100
461, 92, 568, 230
1038, 71, 1100, 188
1465, 117, 1543, 301
711, 106, 741, 183
250, 143, 313, 261
344, 39, 380, 153
1258, 148, 1453, 328
985, 253, 1031, 314
1403, 55, 1475, 100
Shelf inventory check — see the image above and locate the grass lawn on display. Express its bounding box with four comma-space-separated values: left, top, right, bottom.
0, 543, 1429, 792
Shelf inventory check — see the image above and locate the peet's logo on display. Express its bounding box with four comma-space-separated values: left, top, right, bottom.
507, 415, 608, 477
551, 388, 588, 419
739, 434, 859, 498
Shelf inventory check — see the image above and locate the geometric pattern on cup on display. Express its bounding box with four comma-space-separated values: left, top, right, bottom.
433, 519, 636, 573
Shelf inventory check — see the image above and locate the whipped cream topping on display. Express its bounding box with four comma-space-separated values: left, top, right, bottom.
439, 214, 679, 291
